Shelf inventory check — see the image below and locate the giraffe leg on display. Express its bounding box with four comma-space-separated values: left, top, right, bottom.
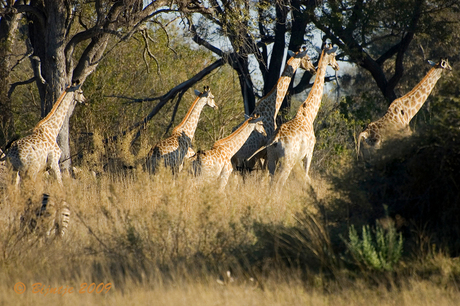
252, 148, 267, 170
218, 162, 233, 190
266, 146, 279, 176
26, 162, 42, 183
15, 171, 21, 187
302, 137, 316, 184
49, 145, 63, 185
185, 147, 196, 159
274, 158, 295, 189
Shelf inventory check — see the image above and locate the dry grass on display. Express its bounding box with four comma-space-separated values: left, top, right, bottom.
0, 163, 459, 305
2, 272, 459, 305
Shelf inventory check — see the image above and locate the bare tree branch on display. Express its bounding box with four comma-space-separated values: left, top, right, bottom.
14, 5, 45, 27
8, 77, 36, 98
10, 38, 33, 72
141, 28, 161, 76
31, 55, 46, 84
104, 58, 225, 144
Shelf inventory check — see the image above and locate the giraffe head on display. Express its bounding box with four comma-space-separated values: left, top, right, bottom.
67, 82, 86, 104
247, 114, 267, 137
323, 44, 340, 71
428, 58, 452, 71
194, 86, 218, 109
289, 47, 316, 75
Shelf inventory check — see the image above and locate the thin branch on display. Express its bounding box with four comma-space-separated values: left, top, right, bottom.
141, 28, 161, 77
78, 9, 89, 30
10, 38, 34, 72
8, 78, 36, 98
189, 23, 225, 57
14, 5, 46, 27
150, 19, 178, 56
31, 56, 46, 84
292, 75, 335, 95
64, 0, 77, 37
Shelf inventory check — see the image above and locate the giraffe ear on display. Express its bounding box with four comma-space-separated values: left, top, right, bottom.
326, 47, 338, 54
194, 89, 201, 96
428, 60, 436, 67
244, 114, 250, 120
315, 47, 322, 54
288, 50, 295, 58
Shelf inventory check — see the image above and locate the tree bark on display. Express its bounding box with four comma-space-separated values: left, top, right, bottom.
0, 9, 21, 147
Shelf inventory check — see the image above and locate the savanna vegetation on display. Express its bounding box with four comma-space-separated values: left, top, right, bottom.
1, 0, 460, 305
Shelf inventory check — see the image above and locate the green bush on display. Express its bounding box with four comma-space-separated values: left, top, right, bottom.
345, 222, 403, 272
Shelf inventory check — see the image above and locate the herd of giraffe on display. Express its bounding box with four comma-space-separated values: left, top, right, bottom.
0, 44, 452, 238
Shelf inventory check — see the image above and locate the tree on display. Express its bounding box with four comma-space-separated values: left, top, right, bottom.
0, 5, 21, 147
305, 0, 460, 103
187, 0, 459, 115
0, 0, 213, 170
188, 0, 319, 116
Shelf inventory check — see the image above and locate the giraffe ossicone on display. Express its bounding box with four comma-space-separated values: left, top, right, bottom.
146, 86, 217, 174
192, 114, 266, 190
357, 58, 452, 156
3, 83, 85, 185
231, 47, 316, 170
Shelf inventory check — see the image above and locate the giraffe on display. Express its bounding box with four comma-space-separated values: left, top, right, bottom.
250, 44, 339, 188
231, 48, 316, 170
192, 114, 266, 190
357, 58, 452, 156
146, 86, 217, 173
2, 84, 85, 185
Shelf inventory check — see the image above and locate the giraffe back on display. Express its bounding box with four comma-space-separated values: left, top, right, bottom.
147, 131, 192, 173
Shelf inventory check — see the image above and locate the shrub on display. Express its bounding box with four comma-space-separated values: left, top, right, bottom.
345, 222, 403, 272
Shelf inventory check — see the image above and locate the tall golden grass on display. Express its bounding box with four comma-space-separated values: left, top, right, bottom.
1, 162, 459, 305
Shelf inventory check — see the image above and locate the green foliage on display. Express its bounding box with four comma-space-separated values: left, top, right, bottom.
308, 94, 368, 173
346, 223, 403, 272
70, 25, 244, 166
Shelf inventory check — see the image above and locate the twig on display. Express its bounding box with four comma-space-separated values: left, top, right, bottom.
8, 77, 36, 98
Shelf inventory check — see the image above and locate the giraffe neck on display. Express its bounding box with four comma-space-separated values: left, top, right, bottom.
253, 56, 302, 118
296, 50, 328, 123
397, 67, 443, 122
212, 120, 257, 156
35, 88, 75, 140
273, 56, 303, 112
172, 97, 207, 139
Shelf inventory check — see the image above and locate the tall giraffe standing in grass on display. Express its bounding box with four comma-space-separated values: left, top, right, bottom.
192, 115, 266, 190
1, 84, 85, 185
232, 48, 316, 170
357, 58, 452, 155
146, 86, 217, 173
250, 45, 339, 188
